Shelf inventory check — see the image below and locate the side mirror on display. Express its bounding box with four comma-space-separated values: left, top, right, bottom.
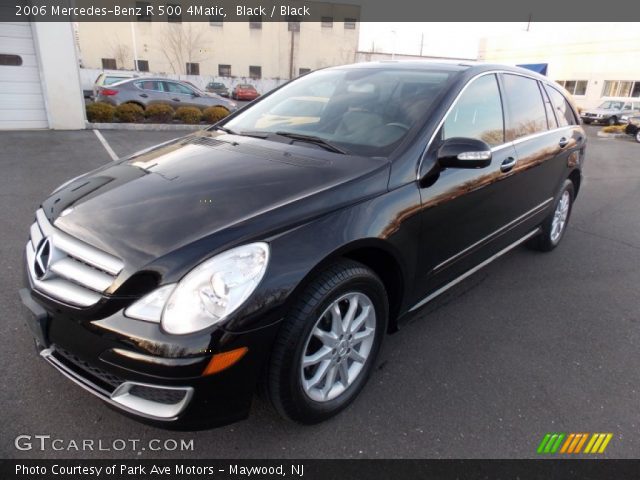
192, 91, 200, 97
437, 137, 492, 169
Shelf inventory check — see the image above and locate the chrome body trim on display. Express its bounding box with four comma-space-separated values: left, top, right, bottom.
433, 198, 553, 272
410, 228, 541, 312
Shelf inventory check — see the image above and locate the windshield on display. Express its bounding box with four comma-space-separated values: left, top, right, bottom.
222, 67, 454, 156
598, 101, 623, 110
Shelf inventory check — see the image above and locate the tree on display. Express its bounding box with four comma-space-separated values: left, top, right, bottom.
159, 23, 209, 74
111, 43, 131, 70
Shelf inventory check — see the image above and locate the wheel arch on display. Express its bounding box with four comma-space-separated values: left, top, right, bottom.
285, 238, 407, 334
568, 168, 581, 197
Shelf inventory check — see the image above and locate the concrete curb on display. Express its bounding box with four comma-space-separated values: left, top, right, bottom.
596, 131, 627, 139
86, 122, 207, 131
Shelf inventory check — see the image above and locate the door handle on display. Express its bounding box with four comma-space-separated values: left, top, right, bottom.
172, 98, 180, 102
500, 157, 516, 173
139, 93, 148, 98
559, 137, 569, 148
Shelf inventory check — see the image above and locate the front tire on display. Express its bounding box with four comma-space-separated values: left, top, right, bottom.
608, 116, 618, 126
528, 179, 575, 252
636, 131, 640, 143
266, 260, 388, 424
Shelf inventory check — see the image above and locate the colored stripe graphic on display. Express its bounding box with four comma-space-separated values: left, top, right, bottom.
585, 433, 613, 454
538, 433, 613, 454
537, 433, 565, 454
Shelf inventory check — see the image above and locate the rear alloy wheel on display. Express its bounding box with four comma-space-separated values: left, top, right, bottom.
527, 179, 575, 252
266, 260, 388, 424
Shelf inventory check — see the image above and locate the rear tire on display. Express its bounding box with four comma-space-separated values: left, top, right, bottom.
266, 259, 388, 424
527, 179, 575, 252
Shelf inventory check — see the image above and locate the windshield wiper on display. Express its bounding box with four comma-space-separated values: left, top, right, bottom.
274, 131, 348, 154
214, 126, 238, 135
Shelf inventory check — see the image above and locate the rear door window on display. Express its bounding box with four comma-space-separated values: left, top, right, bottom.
442, 74, 505, 146
544, 85, 578, 127
136, 80, 163, 92
502, 74, 549, 141
164, 82, 193, 95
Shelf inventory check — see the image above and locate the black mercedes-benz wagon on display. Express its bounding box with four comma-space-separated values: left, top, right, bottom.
21, 62, 585, 428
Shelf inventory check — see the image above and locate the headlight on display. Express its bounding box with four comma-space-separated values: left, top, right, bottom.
125, 243, 269, 335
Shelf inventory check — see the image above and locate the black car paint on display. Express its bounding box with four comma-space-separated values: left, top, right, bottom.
22, 63, 586, 429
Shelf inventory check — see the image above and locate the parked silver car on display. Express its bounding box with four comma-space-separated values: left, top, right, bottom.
581, 100, 640, 125
95, 78, 238, 112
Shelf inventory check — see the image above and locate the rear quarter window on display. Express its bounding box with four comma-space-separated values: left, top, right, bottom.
544, 85, 578, 127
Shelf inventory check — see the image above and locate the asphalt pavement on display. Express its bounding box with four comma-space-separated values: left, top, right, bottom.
1, 126, 639, 459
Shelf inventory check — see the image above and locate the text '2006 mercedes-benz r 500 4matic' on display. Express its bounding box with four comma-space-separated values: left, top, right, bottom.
21, 62, 585, 429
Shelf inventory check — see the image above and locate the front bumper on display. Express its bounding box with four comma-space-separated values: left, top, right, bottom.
20, 286, 281, 430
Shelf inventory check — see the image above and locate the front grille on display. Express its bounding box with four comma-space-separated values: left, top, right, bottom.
54, 346, 123, 391
25, 209, 123, 307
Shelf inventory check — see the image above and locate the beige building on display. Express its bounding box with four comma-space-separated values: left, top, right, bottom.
479, 24, 640, 109
77, 18, 360, 81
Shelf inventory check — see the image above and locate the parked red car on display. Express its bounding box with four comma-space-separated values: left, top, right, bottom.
232, 83, 259, 101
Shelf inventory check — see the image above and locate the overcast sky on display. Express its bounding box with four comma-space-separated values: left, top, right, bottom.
358, 23, 640, 59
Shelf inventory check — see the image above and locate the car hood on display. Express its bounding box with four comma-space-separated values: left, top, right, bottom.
42, 131, 389, 283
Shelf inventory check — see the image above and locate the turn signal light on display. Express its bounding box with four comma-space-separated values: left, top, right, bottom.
202, 347, 248, 376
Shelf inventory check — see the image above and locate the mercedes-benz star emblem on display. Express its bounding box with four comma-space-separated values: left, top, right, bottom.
34, 237, 52, 280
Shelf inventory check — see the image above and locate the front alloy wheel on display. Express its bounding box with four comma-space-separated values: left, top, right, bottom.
301, 292, 376, 402
266, 260, 387, 424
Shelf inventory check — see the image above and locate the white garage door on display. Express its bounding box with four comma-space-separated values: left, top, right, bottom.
0, 22, 48, 129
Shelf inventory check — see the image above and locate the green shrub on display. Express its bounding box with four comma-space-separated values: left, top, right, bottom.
202, 106, 230, 123
175, 106, 202, 124
601, 125, 626, 133
145, 103, 174, 123
115, 103, 144, 123
86, 102, 115, 123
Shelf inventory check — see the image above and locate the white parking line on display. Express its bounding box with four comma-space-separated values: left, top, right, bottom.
93, 129, 118, 161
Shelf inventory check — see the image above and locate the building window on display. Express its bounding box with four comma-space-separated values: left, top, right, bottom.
210, 14, 224, 26
299, 68, 311, 75
249, 15, 262, 29
167, 4, 181, 22
136, 1, 151, 21
0, 54, 22, 66
344, 18, 357, 29
602, 80, 640, 98
136, 59, 149, 72
556, 80, 588, 96
219, 64, 231, 77
249, 66, 262, 80
321, 16, 333, 28
102, 58, 117, 70
186, 62, 200, 75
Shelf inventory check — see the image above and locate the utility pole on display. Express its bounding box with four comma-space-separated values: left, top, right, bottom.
130, 22, 138, 71
289, 27, 295, 79
420, 32, 424, 56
